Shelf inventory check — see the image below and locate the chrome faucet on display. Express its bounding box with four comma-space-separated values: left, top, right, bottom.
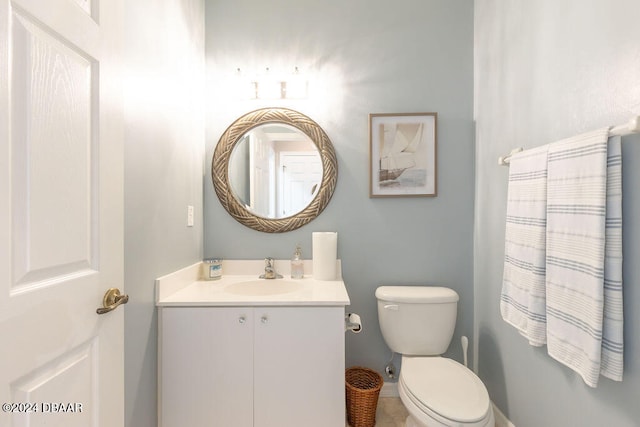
259, 257, 282, 279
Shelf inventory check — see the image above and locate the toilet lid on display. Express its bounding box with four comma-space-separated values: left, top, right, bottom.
401, 357, 490, 423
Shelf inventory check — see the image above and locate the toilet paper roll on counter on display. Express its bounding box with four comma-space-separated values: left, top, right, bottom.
345, 313, 362, 333
312, 232, 337, 280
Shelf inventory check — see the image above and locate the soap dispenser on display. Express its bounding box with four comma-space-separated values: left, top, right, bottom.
291, 244, 304, 279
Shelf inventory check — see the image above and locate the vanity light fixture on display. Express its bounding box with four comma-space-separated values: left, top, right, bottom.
253, 67, 283, 99
235, 68, 257, 99
243, 67, 308, 100
283, 66, 308, 99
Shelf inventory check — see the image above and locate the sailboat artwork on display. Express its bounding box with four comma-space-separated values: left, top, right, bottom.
369, 112, 437, 197
378, 122, 424, 183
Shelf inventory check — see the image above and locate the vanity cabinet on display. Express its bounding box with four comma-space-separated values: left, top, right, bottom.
159, 305, 345, 427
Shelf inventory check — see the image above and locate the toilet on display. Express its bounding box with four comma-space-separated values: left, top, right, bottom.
376, 286, 494, 427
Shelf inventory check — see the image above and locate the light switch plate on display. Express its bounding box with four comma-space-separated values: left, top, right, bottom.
187, 205, 194, 227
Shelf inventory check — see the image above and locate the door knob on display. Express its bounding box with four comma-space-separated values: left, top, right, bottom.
97, 288, 129, 315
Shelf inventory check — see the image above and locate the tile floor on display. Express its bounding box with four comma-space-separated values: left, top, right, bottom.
347, 397, 409, 427
348, 397, 498, 427
372, 397, 409, 426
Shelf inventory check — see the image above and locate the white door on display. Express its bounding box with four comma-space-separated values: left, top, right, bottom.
279, 153, 322, 217
250, 135, 275, 217
0, 0, 124, 426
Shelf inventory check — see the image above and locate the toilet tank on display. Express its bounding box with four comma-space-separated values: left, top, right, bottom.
376, 286, 458, 356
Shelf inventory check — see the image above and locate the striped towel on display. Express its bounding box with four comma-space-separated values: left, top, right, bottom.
500, 145, 550, 346
545, 129, 623, 387
601, 136, 624, 382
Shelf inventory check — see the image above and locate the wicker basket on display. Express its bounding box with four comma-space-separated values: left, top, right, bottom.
345, 366, 384, 427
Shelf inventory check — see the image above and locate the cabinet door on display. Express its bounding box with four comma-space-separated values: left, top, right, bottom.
253, 307, 345, 427
160, 307, 254, 427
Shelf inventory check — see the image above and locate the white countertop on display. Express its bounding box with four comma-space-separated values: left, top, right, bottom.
155, 260, 351, 307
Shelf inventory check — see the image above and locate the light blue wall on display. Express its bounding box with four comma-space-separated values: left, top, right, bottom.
204, 0, 475, 374
474, 0, 640, 425
122, 1, 640, 426
124, 1, 205, 426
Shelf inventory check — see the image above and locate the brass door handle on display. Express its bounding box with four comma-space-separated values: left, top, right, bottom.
97, 288, 129, 315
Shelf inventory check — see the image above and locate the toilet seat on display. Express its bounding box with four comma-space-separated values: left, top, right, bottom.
400, 356, 491, 425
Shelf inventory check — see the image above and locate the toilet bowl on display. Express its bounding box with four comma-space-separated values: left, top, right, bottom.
398, 356, 494, 427
375, 286, 494, 427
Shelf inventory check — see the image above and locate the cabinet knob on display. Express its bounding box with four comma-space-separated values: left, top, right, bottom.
238, 316, 246, 324
260, 315, 268, 324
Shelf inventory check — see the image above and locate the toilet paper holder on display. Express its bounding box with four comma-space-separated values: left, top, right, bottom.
345, 313, 362, 333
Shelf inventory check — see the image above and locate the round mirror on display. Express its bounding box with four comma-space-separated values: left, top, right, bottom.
212, 108, 337, 232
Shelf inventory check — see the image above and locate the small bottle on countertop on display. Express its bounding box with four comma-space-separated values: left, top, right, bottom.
291, 245, 304, 279
203, 258, 222, 280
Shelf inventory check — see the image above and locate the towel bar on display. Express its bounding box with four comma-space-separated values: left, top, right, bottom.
498, 115, 640, 166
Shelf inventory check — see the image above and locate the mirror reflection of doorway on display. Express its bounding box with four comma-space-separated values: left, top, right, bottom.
227, 123, 322, 219
279, 153, 322, 217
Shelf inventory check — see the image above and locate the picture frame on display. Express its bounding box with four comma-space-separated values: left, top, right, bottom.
369, 112, 437, 197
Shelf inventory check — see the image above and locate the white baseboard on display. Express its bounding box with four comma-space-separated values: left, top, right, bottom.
492, 402, 515, 427
379, 381, 399, 397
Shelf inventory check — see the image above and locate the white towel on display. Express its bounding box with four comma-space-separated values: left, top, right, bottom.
545, 128, 623, 387
500, 145, 549, 346
601, 136, 624, 382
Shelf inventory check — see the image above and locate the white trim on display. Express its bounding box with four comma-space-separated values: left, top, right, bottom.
379, 381, 399, 397
492, 402, 515, 427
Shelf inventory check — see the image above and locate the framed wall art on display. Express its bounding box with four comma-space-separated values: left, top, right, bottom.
369, 112, 437, 197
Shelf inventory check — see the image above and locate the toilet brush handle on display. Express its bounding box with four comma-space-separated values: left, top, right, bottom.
461, 336, 469, 367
